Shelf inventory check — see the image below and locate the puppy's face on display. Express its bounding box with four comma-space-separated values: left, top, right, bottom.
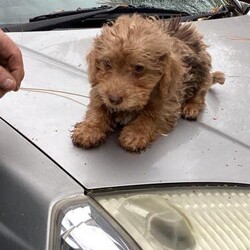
92, 51, 165, 112
87, 15, 171, 112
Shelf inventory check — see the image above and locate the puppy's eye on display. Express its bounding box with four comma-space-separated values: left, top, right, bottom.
134, 64, 145, 73
103, 59, 112, 70
97, 59, 112, 71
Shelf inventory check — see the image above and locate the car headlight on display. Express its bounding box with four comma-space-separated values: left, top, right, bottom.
48, 195, 140, 250
49, 186, 250, 250
94, 186, 250, 250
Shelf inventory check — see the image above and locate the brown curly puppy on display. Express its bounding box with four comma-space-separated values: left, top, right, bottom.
72, 14, 224, 152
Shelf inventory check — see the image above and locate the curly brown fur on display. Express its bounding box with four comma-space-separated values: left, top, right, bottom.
72, 14, 224, 152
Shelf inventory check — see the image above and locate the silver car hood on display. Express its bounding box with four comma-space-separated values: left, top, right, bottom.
1, 16, 249, 189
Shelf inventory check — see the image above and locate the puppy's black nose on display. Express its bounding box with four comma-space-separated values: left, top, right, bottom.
108, 95, 123, 105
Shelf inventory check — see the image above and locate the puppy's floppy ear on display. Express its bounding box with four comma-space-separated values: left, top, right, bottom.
159, 52, 185, 97
86, 50, 98, 87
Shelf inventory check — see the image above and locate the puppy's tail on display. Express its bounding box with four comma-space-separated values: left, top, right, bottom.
211, 71, 225, 85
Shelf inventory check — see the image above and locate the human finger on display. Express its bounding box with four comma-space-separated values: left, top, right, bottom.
7, 46, 24, 90
0, 30, 24, 90
0, 65, 17, 91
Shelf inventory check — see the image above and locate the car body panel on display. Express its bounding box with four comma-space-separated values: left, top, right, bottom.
0, 15, 249, 189
0, 119, 84, 250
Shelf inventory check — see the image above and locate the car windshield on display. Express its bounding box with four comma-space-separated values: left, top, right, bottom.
0, 0, 227, 25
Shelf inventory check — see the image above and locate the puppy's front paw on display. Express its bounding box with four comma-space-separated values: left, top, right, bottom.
119, 128, 150, 153
182, 103, 201, 121
71, 122, 107, 149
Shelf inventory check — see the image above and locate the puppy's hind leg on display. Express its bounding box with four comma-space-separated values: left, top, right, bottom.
182, 86, 209, 121
182, 71, 225, 120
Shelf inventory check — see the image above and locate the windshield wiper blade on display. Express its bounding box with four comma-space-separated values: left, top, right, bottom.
1, 5, 118, 32
1, 5, 189, 32
29, 5, 113, 22
30, 5, 189, 22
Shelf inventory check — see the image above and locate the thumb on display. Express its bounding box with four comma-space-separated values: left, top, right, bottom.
0, 65, 17, 91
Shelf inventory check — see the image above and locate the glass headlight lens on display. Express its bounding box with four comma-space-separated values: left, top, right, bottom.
49, 195, 139, 250
61, 205, 126, 250
94, 186, 250, 250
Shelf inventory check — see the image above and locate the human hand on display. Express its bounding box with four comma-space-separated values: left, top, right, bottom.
0, 29, 24, 98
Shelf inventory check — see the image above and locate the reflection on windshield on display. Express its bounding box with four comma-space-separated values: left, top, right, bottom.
100, 0, 227, 14
0, 0, 227, 25
0, 0, 99, 24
